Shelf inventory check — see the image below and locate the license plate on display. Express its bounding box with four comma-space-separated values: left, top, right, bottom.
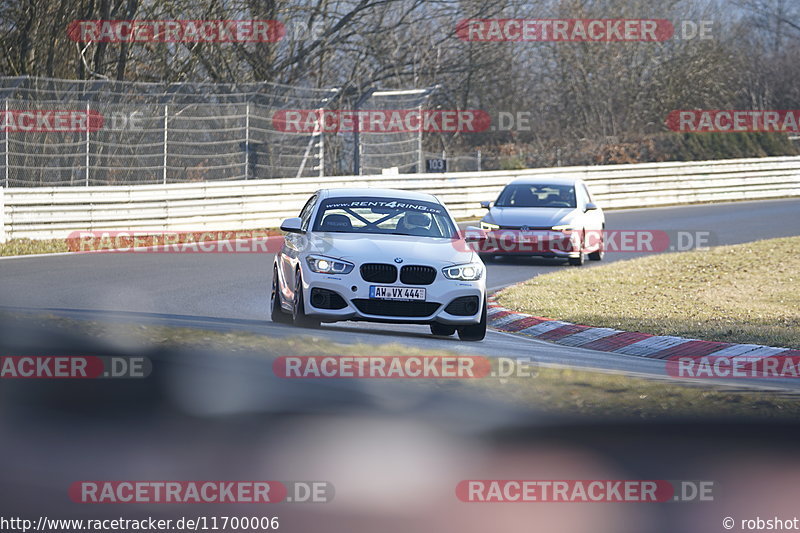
369, 286, 426, 301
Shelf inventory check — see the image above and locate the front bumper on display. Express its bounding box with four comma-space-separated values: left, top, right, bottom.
300, 267, 485, 325
477, 229, 582, 258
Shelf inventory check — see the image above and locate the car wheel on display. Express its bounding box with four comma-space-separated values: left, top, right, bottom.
270, 265, 292, 324
588, 240, 605, 261
292, 269, 320, 328
568, 253, 585, 266
588, 226, 604, 261
568, 230, 586, 266
430, 323, 457, 336
457, 298, 487, 341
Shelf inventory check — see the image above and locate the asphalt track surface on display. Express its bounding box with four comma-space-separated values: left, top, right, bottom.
1, 198, 799, 387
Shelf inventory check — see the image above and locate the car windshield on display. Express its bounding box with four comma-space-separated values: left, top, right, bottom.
312, 196, 458, 238
495, 184, 577, 208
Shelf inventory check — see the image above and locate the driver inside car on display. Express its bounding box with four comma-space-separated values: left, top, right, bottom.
397, 211, 435, 236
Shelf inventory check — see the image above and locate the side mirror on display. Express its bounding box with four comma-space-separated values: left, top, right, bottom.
464, 226, 487, 243
280, 217, 304, 233
479, 201, 492, 210
584, 202, 598, 212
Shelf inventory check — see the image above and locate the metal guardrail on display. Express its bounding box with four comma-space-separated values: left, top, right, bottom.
2, 156, 800, 241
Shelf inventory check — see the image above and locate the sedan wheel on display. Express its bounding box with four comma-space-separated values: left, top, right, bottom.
588, 230, 605, 261
457, 298, 487, 341
568, 230, 586, 266
568, 253, 585, 266
588, 242, 605, 261
270, 266, 292, 324
292, 270, 320, 328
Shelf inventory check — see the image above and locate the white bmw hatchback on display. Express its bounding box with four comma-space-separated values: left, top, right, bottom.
271, 188, 487, 341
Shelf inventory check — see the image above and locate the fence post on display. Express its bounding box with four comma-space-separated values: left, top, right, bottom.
245, 102, 250, 180
352, 89, 375, 176
85, 102, 90, 186
163, 105, 168, 185
353, 121, 361, 176
318, 107, 324, 178
4, 99, 8, 188
417, 104, 424, 173
296, 107, 323, 178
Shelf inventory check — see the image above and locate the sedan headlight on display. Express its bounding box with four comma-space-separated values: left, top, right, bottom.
443, 262, 484, 281
480, 221, 500, 231
551, 224, 574, 232
306, 255, 354, 274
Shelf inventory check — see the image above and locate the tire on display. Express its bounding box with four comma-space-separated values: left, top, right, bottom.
568, 253, 585, 266
457, 297, 487, 341
588, 241, 604, 261
588, 226, 605, 261
270, 265, 292, 324
292, 269, 320, 328
430, 323, 457, 336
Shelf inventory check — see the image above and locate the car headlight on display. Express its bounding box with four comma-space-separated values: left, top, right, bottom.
442, 262, 484, 281
551, 224, 574, 232
306, 255, 354, 274
480, 221, 500, 231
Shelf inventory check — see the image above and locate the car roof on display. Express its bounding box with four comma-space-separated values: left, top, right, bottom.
317, 188, 441, 203
508, 176, 583, 186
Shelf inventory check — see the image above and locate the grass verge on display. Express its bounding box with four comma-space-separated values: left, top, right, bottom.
496, 236, 800, 348
0, 238, 68, 257
0, 229, 281, 258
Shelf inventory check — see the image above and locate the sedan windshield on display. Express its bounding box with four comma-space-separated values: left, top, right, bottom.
312, 197, 457, 238
496, 184, 577, 208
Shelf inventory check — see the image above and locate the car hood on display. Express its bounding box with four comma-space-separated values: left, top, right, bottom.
484, 207, 576, 228
306, 233, 476, 266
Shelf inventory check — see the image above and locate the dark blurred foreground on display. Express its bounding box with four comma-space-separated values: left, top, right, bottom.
1, 314, 799, 533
